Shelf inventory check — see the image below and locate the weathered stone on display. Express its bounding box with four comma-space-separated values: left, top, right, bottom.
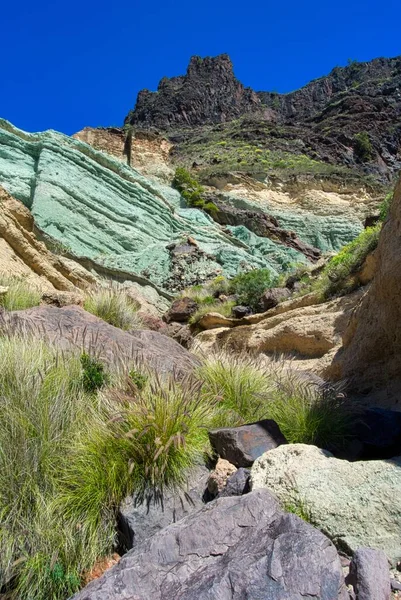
348, 547, 391, 600
260, 287, 291, 311
117, 466, 209, 552
164, 297, 198, 323
251, 444, 401, 564
41, 290, 84, 307
164, 322, 193, 349
217, 467, 251, 498
209, 419, 287, 467
0, 305, 197, 377
0, 286, 9, 296
207, 458, 237, 496
72, 489, 348, 600
232, 305, 251, 318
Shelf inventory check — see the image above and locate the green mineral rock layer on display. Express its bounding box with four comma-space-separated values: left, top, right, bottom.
0, 119, 359, 290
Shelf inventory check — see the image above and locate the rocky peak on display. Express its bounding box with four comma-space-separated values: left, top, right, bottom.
125, 54, 262, 129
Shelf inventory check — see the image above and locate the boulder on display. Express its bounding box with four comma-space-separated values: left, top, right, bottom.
71, 489, 348, 600
207, 458, 237, 496
232, 305, 251, 319
117, 466, 209, 552
251, 444, 401, 564
348, 547, 391, 600
260, 287, 291, 311
208, 419, 287, 467
164, 322, 194, 349
217, 467, 251, 498
0, 305, 198, 376
41, 290, 84, 307
164, 297, 198, 323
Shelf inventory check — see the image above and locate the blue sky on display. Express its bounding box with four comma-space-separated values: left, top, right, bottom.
1, 0, 400, 135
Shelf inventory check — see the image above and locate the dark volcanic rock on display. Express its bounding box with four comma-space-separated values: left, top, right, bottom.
72, 489, 348, 600
217, 467, 251, 498
126, 53, 401, 180
164, 297, 198, 323
232, 305, 252, 318
0, 305, 197, 376
348, 547, 391, 600
125, 54, 261, 129
117, 466, 209, 553
212, 197, 322, 262
260, 287, 292, 311
208, 419, 287, 467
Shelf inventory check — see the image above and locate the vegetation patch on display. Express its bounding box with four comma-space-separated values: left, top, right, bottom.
0, 275, 41, 311
172, 167, 218, 215
229, 268, 277, 310
354, 131, 373, 162
84, 285, 143, 330
189, 300, 235, 325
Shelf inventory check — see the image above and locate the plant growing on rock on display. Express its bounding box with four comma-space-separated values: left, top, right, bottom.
379, 191, 393, 222
354, 131, 373, 161
172, 167, 218, 215
229, 268, 277, 311
0, 275, 41, 310
189, 300, 235, 325
84, 285, 143, 330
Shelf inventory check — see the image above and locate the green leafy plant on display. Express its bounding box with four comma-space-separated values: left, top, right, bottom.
0, 276, 41, 311
80, 353, 109, 393
283, 493, 313, 523
84, 285, 143, 330
379, 191, 393, 222
172, 167, 218, 215
354, 131, 373, 161
229, 268, 277, 310
129, 368, 148, 390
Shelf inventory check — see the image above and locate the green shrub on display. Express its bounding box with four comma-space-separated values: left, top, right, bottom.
172, 167, 218, 215
316, 225, 380, 299
189, 300, 235, 325
379, 191, 393, 222
84, 286, 143, 330
129, 368, 148, 390
0, 276, 41, 311
229, 268, 277, 310
354, 131, 373, 161
80, 353, 109, 392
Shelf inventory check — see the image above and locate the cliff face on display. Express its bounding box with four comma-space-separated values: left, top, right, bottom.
125, 55, 262, 129
330, 176, 401, 403
125, 54, 401, 180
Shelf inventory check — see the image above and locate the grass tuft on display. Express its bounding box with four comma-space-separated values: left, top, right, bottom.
84, 285, 143, 330
0, 275, 41, 310
189, 300, 235, 325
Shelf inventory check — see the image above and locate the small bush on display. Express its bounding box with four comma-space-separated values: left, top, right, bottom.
84, 286, 143, 330
229, 269, 277, 310
189, 300, 235, 325
129, 368, 148, 390
172, 167, 218, 215
0, 276, 41, 310
80, 353, 109, 392
354, 131, 373, 161
316, 225, 380, 299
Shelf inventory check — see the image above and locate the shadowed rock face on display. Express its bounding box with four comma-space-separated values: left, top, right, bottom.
71, 489, 348, 600
330, 177, 401, 401
126, 53, 401, 179
125, 55, 261, 129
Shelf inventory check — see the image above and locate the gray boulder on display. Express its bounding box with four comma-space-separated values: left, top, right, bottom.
217, 467, 250, 498
72, 489, 348, 600
208, 419, 287, 467
117, 467, 209, 552
0, 305, 197, 376
251, 444, 401, 564
348, 547, 391, 600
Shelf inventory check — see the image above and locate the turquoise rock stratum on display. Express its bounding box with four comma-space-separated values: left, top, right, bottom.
0, 119, 309, 290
